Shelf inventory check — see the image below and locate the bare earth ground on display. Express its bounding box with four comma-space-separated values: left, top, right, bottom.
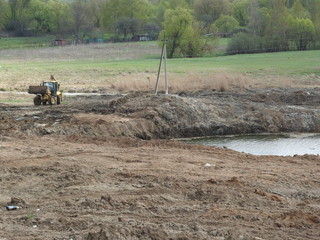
0, 89, 319, 240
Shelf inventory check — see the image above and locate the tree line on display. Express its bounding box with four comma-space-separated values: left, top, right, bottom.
0, 0, 319, 57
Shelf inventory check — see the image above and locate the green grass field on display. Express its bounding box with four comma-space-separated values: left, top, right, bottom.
0, 39, 319, 92
0, 36, 56, 49
30, 49, 316, 77
3, 48, 316, 75
168, 50, 320, 76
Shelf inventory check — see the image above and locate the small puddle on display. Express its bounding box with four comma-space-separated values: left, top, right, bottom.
182, 133, 320, 156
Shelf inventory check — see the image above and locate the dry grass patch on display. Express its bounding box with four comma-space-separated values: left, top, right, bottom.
108, 71, 320, 93
110, 71, 253, 93
0, 43, 160, 62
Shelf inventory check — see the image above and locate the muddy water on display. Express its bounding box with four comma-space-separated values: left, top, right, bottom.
183, 133, 320, 156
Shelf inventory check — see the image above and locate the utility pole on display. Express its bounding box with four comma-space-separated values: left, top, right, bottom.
155, 39, 168, 95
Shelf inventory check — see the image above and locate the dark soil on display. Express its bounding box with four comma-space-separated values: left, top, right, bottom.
2, 88, 320, 139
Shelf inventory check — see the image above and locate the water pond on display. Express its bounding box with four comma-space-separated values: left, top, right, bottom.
182, 133, 320, 156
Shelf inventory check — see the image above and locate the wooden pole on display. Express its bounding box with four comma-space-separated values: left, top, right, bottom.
164, 40, 168, 95
154, 41, 165, 95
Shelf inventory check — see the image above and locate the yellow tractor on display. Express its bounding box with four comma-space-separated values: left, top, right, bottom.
28, 76, 63, 105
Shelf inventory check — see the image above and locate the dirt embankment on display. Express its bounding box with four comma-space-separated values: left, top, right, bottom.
0, 88, 319, 240
2, 88, 320, 139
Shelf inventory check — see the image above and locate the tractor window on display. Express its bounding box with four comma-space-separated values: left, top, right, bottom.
43, 82, 57, 94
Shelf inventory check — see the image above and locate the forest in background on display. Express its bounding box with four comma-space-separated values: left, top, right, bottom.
0, 0, 320, 57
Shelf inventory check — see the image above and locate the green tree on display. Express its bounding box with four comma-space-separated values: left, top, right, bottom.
153, 0, 191, 26
304, 0, 320, 41
300, 0, 318, 13
227, 0, 320, 54
285, 0, 296, 8
0, 0, 6, 30
89, 0, 106, 28
2, 0, 32, 34
160, 8, 206, 58
102, 0, 152, 33
289, 17, 316, 50
162, 0, 191, 8
47, 0, 72, 36
71, 0, 93, 39
214, 15, 239, 33
248, 0, 270, 36
265, 0, 290, 51
257, 0, 269, 8
231, 0, 249, 27
115, 17, 138, 40
153, 1, 168, 27
194, 0, 231, 31
227, 32, 266, 54
28, 0, 51, 34
180, 22, 206, 57
291, 0, 310, 19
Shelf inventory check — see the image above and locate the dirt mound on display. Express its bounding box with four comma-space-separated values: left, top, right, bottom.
2, 88, 320, 140
56, 88, 320, 138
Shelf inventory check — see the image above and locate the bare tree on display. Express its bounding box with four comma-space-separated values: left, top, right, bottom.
248, 0, 267, 36
194, 0, 231, 30
71, 0, 94, 39
115, 17, 138, 40
89, 0, 106, 28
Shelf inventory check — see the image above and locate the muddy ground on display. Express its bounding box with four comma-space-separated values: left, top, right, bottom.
0, 88, 319, 240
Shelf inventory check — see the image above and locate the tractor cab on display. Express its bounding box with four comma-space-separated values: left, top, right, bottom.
43, 81, 59, 95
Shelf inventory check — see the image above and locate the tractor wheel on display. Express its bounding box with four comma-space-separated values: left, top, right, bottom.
57, 96, 61, 105
33, 95, 42, 105
48, 96, 56, 105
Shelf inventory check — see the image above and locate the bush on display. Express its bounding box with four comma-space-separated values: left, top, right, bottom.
226, 32, 266, 54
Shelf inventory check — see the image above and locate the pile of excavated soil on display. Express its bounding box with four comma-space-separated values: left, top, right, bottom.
0, 88, 319, 240
2, 88, 320, 139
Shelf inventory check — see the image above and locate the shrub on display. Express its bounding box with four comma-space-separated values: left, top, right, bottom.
226, 32, 266, 54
